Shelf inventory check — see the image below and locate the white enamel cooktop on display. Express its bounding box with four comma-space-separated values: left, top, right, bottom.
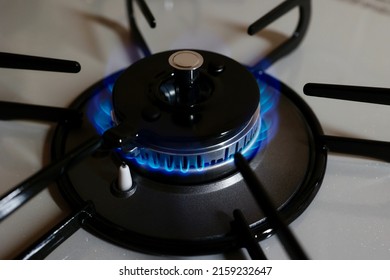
1, 0, 390, 259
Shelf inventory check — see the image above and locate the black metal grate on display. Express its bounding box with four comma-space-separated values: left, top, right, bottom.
3, 0, 385, 260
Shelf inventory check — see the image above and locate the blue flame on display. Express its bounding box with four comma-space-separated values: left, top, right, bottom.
87, 72, 121, 135
87, 70, 280, 175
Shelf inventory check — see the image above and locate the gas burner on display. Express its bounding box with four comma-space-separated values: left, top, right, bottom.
50, 55, 326, 254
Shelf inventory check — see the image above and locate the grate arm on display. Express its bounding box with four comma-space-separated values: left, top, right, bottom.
232, 209, 267, 260
15, 203, 94, 260
234, 152, 308, 260
126, 0, 155, 57
0, 101, 82, 125
248, 0, 311, 72
304, 83, 390, 105
0, 137, 103, 222
321, 135, 390, 162
0, 52, 80, 73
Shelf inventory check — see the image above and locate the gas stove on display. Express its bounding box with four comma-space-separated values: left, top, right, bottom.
1, 0, 390, 260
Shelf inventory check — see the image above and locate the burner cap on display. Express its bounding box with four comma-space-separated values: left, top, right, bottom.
168, 50, 204, 70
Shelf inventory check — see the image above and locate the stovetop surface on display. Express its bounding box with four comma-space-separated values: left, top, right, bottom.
1, 0, 390, 259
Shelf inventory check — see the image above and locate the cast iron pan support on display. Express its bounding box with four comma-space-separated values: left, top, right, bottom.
0, 0, 312, 259
233, 153, 308, 260
231, 209, 267, 260
304, 83, 390, 162
248, 0, 311, 72
0, 52, 80, 73
0, 137, 103, 222
126, 0, 156, 58
0, 50, 85, 222
127, 0, 311, 70
0, 49, 82, 125
0, 101, 82, 125
0, 121, 139, 223
0, 122, 140, 258
16, 203, 95, 260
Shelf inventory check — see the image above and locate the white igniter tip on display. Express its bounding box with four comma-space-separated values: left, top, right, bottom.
118, 163, 133, 192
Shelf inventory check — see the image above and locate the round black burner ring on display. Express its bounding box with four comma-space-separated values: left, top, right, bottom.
52, 71, 327, 256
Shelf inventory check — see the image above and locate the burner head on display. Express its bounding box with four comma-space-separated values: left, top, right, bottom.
105, 50, 261, 182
